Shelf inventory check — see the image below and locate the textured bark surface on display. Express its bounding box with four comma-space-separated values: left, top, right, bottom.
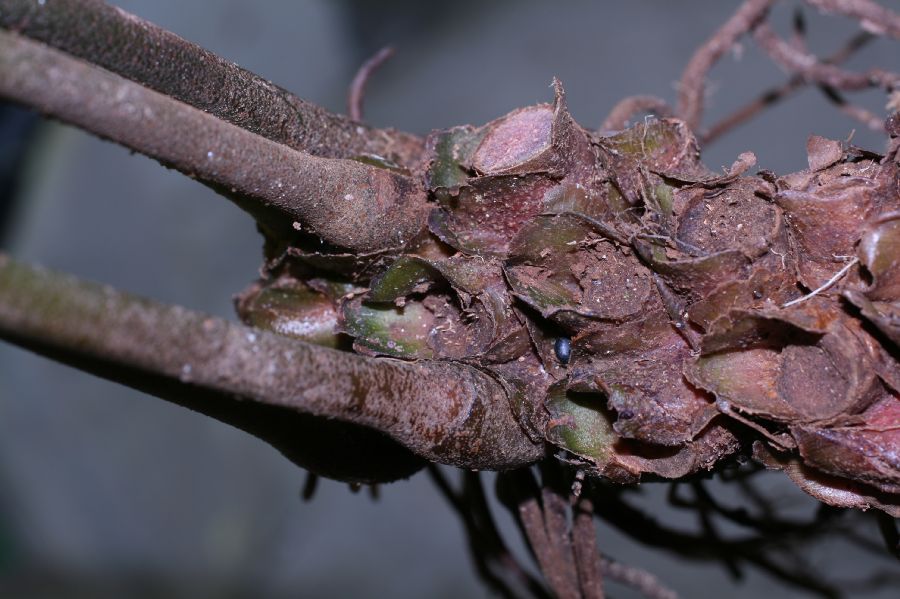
0, 30, 429, 253
0, 255, 544, 473
0, 0, 424, 166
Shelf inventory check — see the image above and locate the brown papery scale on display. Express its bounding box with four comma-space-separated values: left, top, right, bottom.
238, 78, 900, 516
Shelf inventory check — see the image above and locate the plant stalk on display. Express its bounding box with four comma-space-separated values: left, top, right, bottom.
0, 0, 423, 165
0, 30, 428, 252
0, 255, 545, 471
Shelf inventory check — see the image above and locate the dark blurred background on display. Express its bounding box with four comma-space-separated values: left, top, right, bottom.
0, 1, 898, 597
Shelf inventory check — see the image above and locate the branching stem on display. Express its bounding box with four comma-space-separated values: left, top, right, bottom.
0, 255, 544, 471
677, 0, 775, 129
752, 22, 898, 91
0, 0, 423, 165
348, 46, 396, 122
702, 31, 873, 144
0, 30, 428, 253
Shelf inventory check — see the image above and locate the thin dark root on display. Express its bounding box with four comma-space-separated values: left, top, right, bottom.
875, 511, 899, 558
791, 7, 808, 50
818, 86, 886, 131
679, 0, 899, 134
348, 46, 396, 122
301, 472, 319, 501
676, 0, 775, 129
595, 476, 891, 599
428, 466, 551, 599
752, 22, 899, 91
804, 0, 900, 39
702, 31, 873, 145
368, 483, 381, 500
